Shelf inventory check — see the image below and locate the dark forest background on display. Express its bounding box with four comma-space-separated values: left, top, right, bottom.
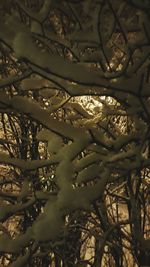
0, 1, 150, 266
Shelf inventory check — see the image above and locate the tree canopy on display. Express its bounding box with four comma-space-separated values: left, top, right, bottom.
0, 1, 150, 266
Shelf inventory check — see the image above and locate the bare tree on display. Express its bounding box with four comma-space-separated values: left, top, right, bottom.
0, 0, 150, 266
